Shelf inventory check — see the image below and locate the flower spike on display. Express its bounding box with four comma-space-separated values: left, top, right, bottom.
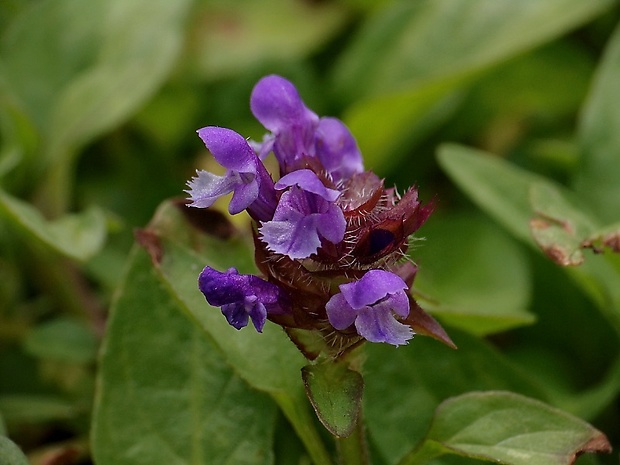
186, 74, 449, 355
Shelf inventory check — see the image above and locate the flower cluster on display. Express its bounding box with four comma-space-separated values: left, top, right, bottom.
187, 75, 448, 354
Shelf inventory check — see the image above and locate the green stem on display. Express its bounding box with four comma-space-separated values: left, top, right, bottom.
35, 155, 73, 219
273, 391, 334, 465
336, 412, 369, 465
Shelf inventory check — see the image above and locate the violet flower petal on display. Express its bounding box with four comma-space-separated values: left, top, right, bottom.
229, 174, 259, 215
197, 126, 255, 172
250, 75, 318, 134
325, 270, 413, 346
198, 266, 288, 332
275, 169, 340, 202
355, 306, 413, 346
260, 214, 322, 260
325, 293, 358, 330
340, 270, 408, 309
315, 117, 364, 182
250, 75, 318, 168
186, 170, 238, 209
191, 126, 276, 220
260, 187, 346, 259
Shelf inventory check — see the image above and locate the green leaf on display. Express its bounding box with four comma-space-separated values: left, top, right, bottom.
437, 144, 620, 334
132, 201, 333, 465
23, 317, 98, 364
364, 330, 549, 465
1, 0, 191, 214
334, 0, 614, 166
143, 202, 306, 394
0, 436, 29, 465
333, 0, 613, 101
302, 362, 363, 438
92, 247, 277, 465
0, 189, 106, 261
400, 391, 612, 465
189, 0, 349, 80
575, 22, 620, 223
414, 213, 535, 336
46, 0, 191, 162
0, 0, 103, 130
437, 144, 550, 243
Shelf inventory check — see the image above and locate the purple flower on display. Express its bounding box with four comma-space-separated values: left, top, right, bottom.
198, 266, 289, 332
326, 270, 413, 346
186, 127, 276, 222
250, 75, 363, 181
250, 75, 318, 170
186, 75, 452, 353
260, 169, 346, 259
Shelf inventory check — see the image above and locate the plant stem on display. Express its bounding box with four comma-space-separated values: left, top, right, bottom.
336, 413, 369, 465
273, 391, 334, 465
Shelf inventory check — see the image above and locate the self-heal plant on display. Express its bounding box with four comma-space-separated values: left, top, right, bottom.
182, 76, 611, 465
186, 74, 452, 355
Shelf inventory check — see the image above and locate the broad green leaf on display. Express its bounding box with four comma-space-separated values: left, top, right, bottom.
92, 247, 277, 465
0, 0, 102, 130
576, 22, 620, 223
135, 200, 333, 465
1, 0, 191, 214
333, 0, 613, 101
335, 0, 613, 166
0, 189, 106, 261
46, 0, 191, 162
0, 436, 29, 465
437, 144, 545, 243
364, 330, 548, 465
189, 0, 349, 80
400, 391, 612, 465
302, 362, 363, 438
437, 144, 620, 334
23, 317, 98, 364
414, 213, 535, 335
0, 412, 5, 435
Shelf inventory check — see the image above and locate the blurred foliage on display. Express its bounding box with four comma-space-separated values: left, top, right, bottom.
1, 0, 619, 464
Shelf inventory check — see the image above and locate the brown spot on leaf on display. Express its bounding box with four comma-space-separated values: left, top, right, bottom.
135, 228, 163, 266
603, 231, 620, 253
530, 217, 551, 230
544, 244, 583, 266
570, 432, 612, 464
529, 218, 584, 266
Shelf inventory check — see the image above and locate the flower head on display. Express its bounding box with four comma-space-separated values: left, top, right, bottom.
187, 75, 451, 354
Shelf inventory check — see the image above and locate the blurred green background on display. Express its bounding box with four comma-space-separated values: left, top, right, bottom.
1, 0, 619, 463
